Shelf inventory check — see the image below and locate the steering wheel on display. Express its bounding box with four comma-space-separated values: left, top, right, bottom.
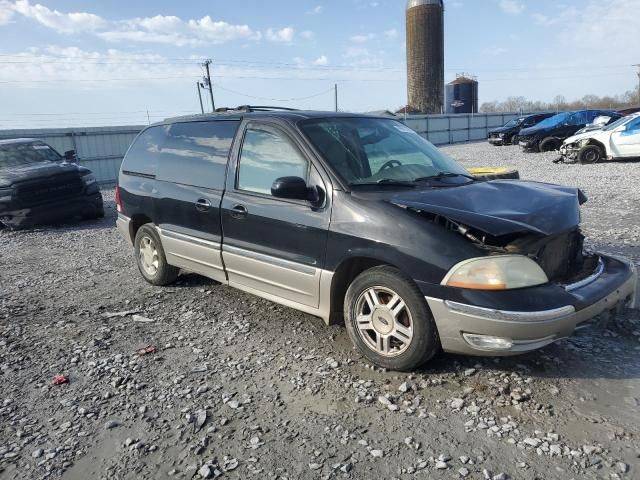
378, 160, 402, 173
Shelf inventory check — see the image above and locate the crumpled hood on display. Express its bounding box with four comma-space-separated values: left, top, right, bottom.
563, 130, 599, 145
390, 180, 584, 237
0, 162, 85, 187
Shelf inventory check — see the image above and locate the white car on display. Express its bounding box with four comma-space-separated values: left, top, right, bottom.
559, 113, 640, 163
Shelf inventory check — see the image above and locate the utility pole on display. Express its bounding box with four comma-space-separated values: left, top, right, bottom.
196, 81, 204, 114
334, 84, 338, 112
635, 64, 640, 105
202, 59, 215, 112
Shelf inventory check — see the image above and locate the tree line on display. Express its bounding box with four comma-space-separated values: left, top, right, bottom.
480, 88, 639, 113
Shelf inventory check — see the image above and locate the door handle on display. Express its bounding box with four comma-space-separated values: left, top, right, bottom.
230, 204, 248, 219
195, 198, 212, 212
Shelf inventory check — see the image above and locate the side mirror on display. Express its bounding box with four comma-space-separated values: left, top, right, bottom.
271, 176, 310, 201
64, 150, 77, 161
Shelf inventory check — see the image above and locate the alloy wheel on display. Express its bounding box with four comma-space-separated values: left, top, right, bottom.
139, 236, 159, 276
354, 286, 414, 357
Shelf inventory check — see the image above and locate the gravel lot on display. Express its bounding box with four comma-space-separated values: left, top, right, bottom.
1, 142, 639, 480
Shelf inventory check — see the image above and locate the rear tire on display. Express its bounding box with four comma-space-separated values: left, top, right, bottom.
134, 224, 179, 286
344, 266, 440, 371
578, 144, 603, 164
539, 137, 559, 152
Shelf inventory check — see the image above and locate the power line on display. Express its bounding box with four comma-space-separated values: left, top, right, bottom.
215, 85, 334, 102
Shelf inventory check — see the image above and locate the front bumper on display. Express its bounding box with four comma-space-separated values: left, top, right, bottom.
0, 192, 103, 229
559, 144, 580, 162
488, 137, 504, 145
519, 138, 537, 149
426, 255, 637, 356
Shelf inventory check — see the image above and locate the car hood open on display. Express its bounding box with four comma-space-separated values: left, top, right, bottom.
390, 180, 585, 237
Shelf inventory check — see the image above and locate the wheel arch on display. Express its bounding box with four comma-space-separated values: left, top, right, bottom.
129, 214, 154, 243
585, 138, 607, 156
328, 255, 402, 325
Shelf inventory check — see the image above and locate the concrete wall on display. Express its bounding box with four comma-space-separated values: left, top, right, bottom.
0, 113, 523, 184
400, 112, 521, 145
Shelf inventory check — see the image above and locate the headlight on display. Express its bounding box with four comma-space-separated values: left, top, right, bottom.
498, 133, 504, 138
82, 173, 97, 186
0, 188, 12, 202
443, 256, 548, 290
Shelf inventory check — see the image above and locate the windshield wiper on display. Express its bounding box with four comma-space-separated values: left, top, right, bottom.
350, 178, 418, 188
414, 171, 476, 182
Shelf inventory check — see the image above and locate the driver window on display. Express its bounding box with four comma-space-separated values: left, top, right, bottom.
625, 118, 640, 133
237, 126, 308, 195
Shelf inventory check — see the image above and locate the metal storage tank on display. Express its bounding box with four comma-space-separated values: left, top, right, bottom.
446, 74, 479, 114
406, 0, 444, 114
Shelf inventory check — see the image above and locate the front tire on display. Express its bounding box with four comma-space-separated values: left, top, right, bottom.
578, 144, 603, 164
539, 137, 559, 152
134, 224, 179, 286
344, 266, 440, 371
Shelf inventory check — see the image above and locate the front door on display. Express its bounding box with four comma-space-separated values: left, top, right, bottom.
611, 117, 640, 157
221, 121, 331, 308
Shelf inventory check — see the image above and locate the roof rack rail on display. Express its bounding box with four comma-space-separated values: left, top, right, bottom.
214, 105, 300, 113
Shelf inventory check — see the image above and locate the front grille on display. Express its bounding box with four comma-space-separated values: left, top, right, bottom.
15, 174, 83, 207
536, 230, 585, 282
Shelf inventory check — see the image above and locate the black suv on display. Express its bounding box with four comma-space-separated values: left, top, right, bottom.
487, 113, 554, 146
0, 138, 104, 229
518, 110, 621, 152
116, 107, 636, 371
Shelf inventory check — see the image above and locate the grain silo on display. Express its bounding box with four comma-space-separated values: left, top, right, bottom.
446, 74, 479, 114
406, 0, 444, 114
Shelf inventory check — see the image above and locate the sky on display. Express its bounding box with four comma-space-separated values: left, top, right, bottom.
0, 0, 639, 128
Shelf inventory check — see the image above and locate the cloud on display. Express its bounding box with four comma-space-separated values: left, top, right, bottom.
0, 0, 15, 25
350, 33, 376, 43
266, 27, 295, 43
306, 5, 323, 15
12, 0, 106, 32
384, 29, 398, 39
300, 30, 314, 40
499, 0, 525, 15
532, 13, 559, 26
6, 1, 274, 46
313, 55, 329, 66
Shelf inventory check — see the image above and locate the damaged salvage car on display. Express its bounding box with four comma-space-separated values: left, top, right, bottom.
518, 109, 620, 152
116, 108, 638, 371
558, 113, 640, 164
487, 113, 553, 146
0, 138, 104, 229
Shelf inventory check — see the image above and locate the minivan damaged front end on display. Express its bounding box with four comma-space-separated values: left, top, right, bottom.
391, 180, 638, 356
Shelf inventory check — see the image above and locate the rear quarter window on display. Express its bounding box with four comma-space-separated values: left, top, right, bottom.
121, 126, 165, 177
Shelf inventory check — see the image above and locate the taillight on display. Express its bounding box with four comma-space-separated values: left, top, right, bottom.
115, 185, 122, 213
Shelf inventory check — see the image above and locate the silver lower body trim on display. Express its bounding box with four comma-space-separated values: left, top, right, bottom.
116, 213, 132, 246
159, 227, 226, 283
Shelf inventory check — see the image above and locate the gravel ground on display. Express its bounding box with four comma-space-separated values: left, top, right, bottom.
1, 142, 639, 480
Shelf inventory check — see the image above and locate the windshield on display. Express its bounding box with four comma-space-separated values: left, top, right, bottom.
504, 118, 523, 128
299, 117, 470, 186
603, 116, 633, 132
534, 112, 569, 129
0, 141, 62, 167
